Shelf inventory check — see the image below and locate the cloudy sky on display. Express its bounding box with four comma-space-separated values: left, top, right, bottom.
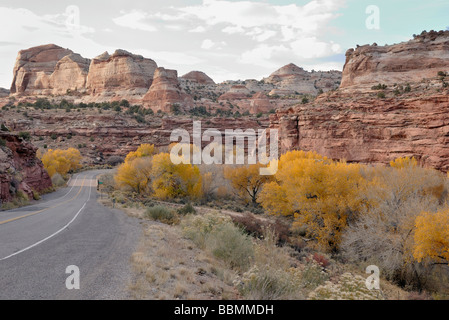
0, 0, 448, 88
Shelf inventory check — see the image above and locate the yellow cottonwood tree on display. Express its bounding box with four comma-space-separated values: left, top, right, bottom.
390, 156, 418, 169
258, 150, 367, 251
114, 157, 153, 194
125, 144, 157, 163
40, 148, 82, 178
414, 209, 449, 265
224, 164, 273, 204
151, 153, 202, 200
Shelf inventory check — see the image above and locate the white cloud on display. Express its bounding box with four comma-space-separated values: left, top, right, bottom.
222, 26, 245, 34
201, 39, 226, 50
113, 10, 157, 32
240, 44, 290, 69
189, 26, 206, 33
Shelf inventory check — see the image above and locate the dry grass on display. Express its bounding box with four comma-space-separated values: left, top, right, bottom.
128, 222, 239, 300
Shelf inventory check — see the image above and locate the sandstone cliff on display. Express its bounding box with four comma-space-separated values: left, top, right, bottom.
10, 44, 73, 95
270, 91, 449, 171
341, 30, 449, 90
143, 67, 194, 113
181, 71, 215, 85
87, 50, 158, 101
264, 63, 341, 96
0, 132, 52, 203
50, 53, 90, 95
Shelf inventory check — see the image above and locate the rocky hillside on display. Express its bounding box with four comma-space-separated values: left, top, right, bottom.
0, 131, 52, 203
341, 30, 449, 90
270, 31, 449, 171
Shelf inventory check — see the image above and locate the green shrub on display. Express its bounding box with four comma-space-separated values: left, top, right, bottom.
238, 266, 303, 300
1, 124, 9, 132
205, 223, 254, 271
177, 203, 197, 216
146, 205, 178, 224
18, 131, 31, 141
300, 257, 329, 289
51, 134, 57, 140
181, 212, 232, 248
377, 91, 386, 99
371, 83, 388, 90
32, 190, 41, 201
0, 138, 6, 147
437, 71, 446, 77
51, 173, 66, 188
404, 84, 412, 92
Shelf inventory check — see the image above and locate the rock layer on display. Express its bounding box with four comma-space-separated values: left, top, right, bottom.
270, 92, 449, 171
341, 30, 449, 89
0, 132, 52, 203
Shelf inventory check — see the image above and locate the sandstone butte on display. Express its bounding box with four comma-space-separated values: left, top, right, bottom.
143, 67, 194, 113
0, 131, 52, 203
270, 30, 449, 172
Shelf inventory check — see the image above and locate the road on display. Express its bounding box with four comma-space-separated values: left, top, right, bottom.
0, 170, 142, 300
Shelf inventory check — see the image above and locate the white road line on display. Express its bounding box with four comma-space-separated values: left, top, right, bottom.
0, 174, 94, 261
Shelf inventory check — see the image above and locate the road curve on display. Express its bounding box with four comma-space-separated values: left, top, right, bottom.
0, 170, 142, 300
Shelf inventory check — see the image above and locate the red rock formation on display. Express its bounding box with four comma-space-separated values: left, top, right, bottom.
10, 44, 73, 95
341, 30, 449, 90
250, 92, 273, 114
264, 63, 341, 95
218, 85, 251, 100
181, 71, 215, 85
50, 53, 90, 95
87, 50, 158, 99
270, 92, 449, 171
143, 67, 193, 113
0, 132, 52, 203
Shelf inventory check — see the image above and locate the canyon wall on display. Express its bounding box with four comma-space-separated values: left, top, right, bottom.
341, 30, 449, 90
0, 132, 52, 203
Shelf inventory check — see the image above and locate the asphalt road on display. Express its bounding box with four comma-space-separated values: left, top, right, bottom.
0, 170, 142, 300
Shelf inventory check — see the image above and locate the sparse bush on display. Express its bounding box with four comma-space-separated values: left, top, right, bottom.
377, 91, 386, 99
181, 212, 232, 249
18, 131, 31, 141
0, 138, 6, 147
1, 124, 9, 132
308, 273, 381, 300
371, 83, 388, 90
205, 222, 254, 271
32, 190, 41, 201
300, 257, 329, 289
177, 203, 196, 216
437, 71, 446, 77
51, 173, 66, 188
238, 266, 303, 300
146, 206, 178, 225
